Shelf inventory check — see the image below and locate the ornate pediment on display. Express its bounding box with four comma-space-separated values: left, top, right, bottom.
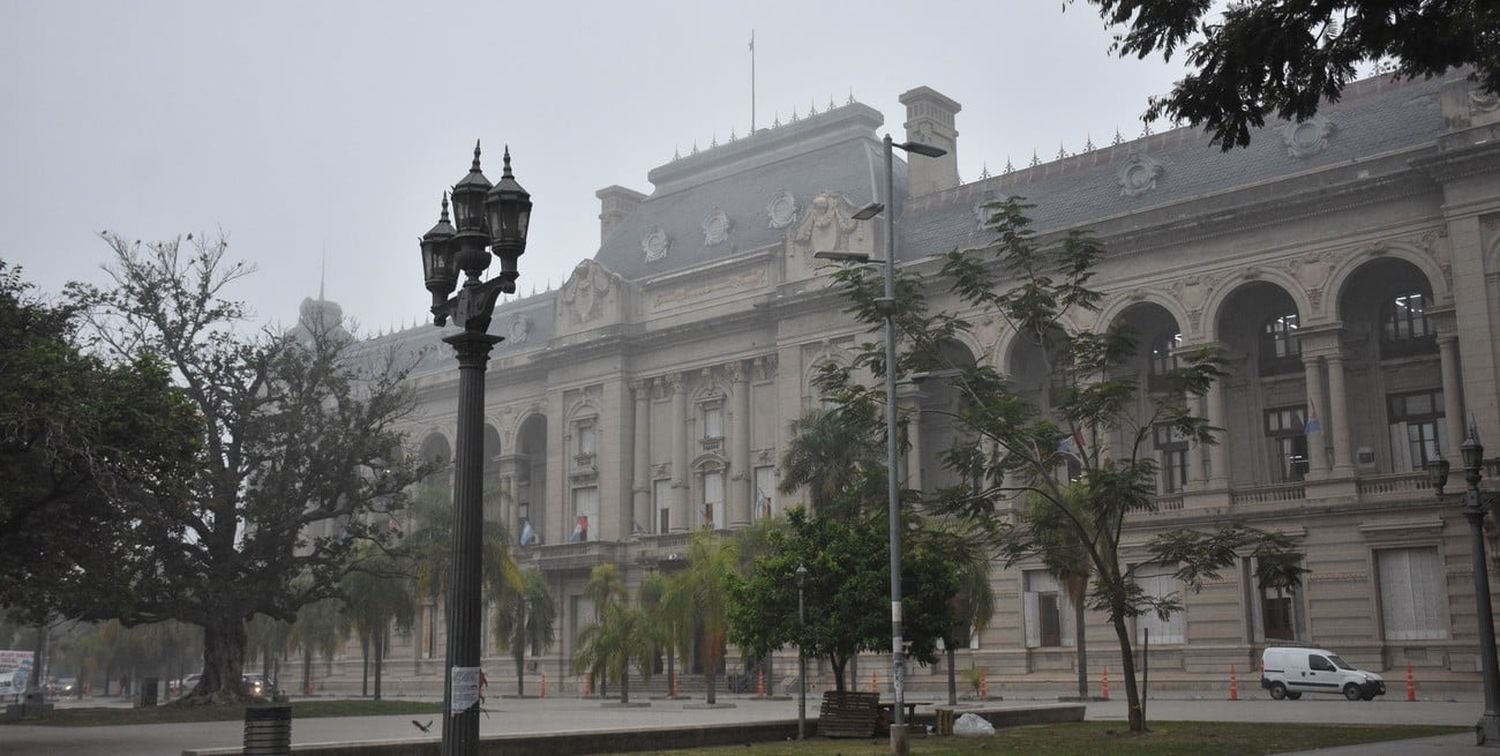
789, 191, 869, 253
557, 258, 626, 331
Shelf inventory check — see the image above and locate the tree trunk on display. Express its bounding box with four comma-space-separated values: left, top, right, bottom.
666, 652, 676, 698
705, 655, 717, 705
848, 654, 858, 692
620, 668, 630, 704
831, 655, 847, 693
373, 631, 384, 701
191, 614, 248, 704
1109, 609, 1143, 732
514, 650, 525, 697
26, 623, 46, 696
360, 635, 369, 698
945, 645, 957, 705
1074, 593, 1088, 699
302, 646, 313, 697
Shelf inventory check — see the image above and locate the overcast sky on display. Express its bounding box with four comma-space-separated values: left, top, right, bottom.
0, 1, 1193, 334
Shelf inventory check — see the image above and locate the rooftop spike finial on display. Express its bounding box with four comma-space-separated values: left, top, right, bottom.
847, 88, 855, 105
471, 139, 483, 171
1057, 142, 1068, 160
1029, 149, 1041, 167
809, 98, 818, 116
673, 144, 681, 160
1084, 133, 1096, 152
1004, 156, 1014, 174
501, 145, 514, 178
1113, 127, 1124, 146
828, 93, 836, 110
979, 163, 991, 180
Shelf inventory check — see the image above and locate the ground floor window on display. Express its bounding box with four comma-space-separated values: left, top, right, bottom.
1134, 562, 1185, 644
1378, 547, 1449, 640
1023, 570, 1074, 648
1245, 556, 1306, 642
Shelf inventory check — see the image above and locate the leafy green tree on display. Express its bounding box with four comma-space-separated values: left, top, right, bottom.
638, 572, 684, 698
1024, 487, 1094, 700
0, 261, 200, 626
339, 545, 415, 700
728, 507, 957, 693
573, 601, 653, 704
820, 195, 1304, 731
777, 407, 884, 518
1082, 0, 1500, 149
661, 530, 738, 704
493, 569, 555, 697
62, 235, 426, 704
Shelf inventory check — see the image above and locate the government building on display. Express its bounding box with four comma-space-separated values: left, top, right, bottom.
323, 70, 1500, 697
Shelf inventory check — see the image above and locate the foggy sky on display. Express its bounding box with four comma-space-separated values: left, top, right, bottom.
0, 1, 1192, 334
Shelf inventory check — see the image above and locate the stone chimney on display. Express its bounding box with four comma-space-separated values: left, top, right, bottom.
898, 86, 961, 196
595, 185, 647, 243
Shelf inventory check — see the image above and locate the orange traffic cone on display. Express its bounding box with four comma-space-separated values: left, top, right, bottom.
540, 671, 547, 699
757, 670, 766, 699
583, 676, 592, 698
1101, 667, 1110, 700
672, 671, 680, 698
870, 671, 879, 694
1229, 664, 1239, 701
1407, 663, 1417, 702
979, 672, 989, 699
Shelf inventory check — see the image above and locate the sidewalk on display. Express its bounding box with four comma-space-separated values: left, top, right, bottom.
1289, 732, 1481, 755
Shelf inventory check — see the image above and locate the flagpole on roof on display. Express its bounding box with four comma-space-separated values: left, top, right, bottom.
749, 30, 756, 133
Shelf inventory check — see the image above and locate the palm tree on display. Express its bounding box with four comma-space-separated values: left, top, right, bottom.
339, 545, 415, 700
937, 529, 995, 705
777, 407, 883, 518
493, 569, 556, 697
406, 486, 523, 620
573, 601, 654, 704
582, 563, 627, 696
639, 572, 684, 698
1028, 485, 1095, 700
662, 530, 738, 704
288, 598, 344, 697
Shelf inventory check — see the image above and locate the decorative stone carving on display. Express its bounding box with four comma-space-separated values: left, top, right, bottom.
1281, 115, 1335, 158
506, 313, 532, 343
1115, 152, 1165, 197
702, 208, 732, 247
641, 225, 671, 262
752, 354, 777, 382
792, 192, 865, 252
651, 462, 671, 478
767, 190, 798, 229
1471, 90, 1500, 116
558, 259, 619, 327
1166, 270, 1228, 333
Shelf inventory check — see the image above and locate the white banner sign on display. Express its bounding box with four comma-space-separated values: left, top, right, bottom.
0, 650, 35, 698
449, 666, 481, 714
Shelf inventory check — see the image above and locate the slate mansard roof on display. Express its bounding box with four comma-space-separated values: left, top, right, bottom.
901, 74, 1450, 258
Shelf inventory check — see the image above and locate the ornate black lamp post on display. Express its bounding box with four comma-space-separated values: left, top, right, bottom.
1429, 422, 1500, 747
797, 563, 808, 741
419, 141, 531, 756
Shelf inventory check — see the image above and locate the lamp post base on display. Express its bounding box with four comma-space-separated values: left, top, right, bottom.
889, 723, 910, 756
1477, 713, 1500, 747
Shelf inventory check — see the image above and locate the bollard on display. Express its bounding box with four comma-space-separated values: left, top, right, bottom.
244, 704, 291, 756
1407, 663, 1417, 702
540, 671, 547, 699
1101, 667, 1110, 701
757, 669, 766, 699
979, 672, 989, 699
1229, 664, 1239, 701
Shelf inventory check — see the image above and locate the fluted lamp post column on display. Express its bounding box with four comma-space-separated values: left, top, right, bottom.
797, 563, 808, 741
1429, 423, 1500, 747
419, 141, 532, 756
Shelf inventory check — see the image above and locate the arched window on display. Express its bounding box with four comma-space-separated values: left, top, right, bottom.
1380, 291, 1436, 358
1148, 331, 1182, 392
1259, 312, 1301, 375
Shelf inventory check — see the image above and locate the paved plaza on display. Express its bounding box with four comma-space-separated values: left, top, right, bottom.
0, 694, 1491, 755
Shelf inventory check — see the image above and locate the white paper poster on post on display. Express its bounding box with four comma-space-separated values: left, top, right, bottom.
450, 666, 481, 713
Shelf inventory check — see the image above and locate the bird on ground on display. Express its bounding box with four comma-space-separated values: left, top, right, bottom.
412, 719, 433, 733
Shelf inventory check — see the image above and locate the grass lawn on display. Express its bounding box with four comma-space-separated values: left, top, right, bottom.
623, 721, 1466, 756
2, 698, 441, 727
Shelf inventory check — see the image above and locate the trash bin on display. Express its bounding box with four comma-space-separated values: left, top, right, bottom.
139, 678, 158, 707
244, 704, 292, 756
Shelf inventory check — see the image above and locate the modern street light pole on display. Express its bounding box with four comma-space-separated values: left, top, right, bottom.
1429, 422, 1500, 747
796, 563, 808, 741
816, 133, 945, 756
419, 142, 532, 756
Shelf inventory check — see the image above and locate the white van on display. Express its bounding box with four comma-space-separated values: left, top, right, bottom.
1260, 646, 1386, 701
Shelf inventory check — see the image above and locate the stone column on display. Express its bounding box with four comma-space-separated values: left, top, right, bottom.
631, 380, 651, 535
1440, 335, 1466, 464
729, 362, 752, 528
1301, 354, 1330, 477
1187, 393, 1208, 485
1205, 377, 1231, 487
1327, 350, 1355, 475
670, 374, 689, 533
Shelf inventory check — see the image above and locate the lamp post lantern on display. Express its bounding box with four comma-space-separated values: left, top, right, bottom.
419, 141, 532, 756
797, 563, 808, 741
814, 133, 946, 756
1429, 422, 1500, 746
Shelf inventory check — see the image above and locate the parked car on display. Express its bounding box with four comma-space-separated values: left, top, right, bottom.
46, 678, 75, 697
242, 674, 267, 698
1261, 646, 1386, 701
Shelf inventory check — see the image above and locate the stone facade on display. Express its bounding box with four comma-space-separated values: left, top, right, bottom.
324, 72, 1500, 698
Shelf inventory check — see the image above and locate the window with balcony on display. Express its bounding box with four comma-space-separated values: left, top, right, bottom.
702, 405, 723, 440
653, 479, 671, 534
1388, 390, 1444, 472
570, 486, 598, 542
701, 470, 724, 530
1381, 291, 1437, 358
575, 421, 596, 458
753, 466, 777, 521
1259, 311, 1301, 375
1265, 406, 1308, 483
1154, 424, 1188, 493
